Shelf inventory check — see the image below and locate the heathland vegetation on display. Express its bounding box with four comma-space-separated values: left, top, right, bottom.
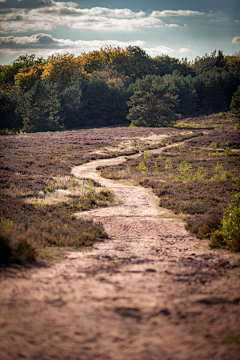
99, 113, 240, 251
0, 47, 240, 265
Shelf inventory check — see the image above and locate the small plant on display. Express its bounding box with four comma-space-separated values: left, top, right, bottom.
70, 213, 76, 220
144, 150, 153, 160
210, 142, 218, 148
178, 161, 192, 173
194, 166, 208, 180
126, 165, 131, 171
165, 158, 173, 169
38, 201, 46, 207
153, 162, 158, 172
0, 218, 13, 231
224, 147, 232, 157
211, 163, 230, 180
178, 143, 185, 151
137, 162, 147, 171
45, 186, 55, 193
173, 161, 193, 180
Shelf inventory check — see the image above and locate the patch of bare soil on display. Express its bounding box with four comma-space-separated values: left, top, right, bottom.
0, 146, 240, 360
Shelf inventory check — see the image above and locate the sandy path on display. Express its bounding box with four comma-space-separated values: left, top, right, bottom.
0, 146, 240, 360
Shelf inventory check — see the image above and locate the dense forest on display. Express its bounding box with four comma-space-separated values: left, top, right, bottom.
1, 46, 240, 132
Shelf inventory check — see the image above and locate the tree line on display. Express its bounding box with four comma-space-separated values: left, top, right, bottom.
0, 47, 240, 131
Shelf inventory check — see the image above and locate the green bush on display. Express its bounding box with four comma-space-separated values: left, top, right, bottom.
137, 162, 147, 171
210, 188, 240, 251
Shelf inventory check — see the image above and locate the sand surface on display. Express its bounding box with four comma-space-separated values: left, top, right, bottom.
0, 145, 240, 360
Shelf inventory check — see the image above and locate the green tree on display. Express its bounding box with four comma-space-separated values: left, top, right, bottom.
163, 71, 198, 115
21, 77, 64, 132
108, 85, 129, 124
61, 70, 89, 128
41, 53, 79, 89
193, 50, 227, 74
230, 85, 240, 117
193, 70, 240, 112
153, 55, 193, 76
0, 89, 23, 130
83, 74, 112, 126
127, 75, 180, 127
14, 64, 43, 92
123, 46, 157, 79
0, 54, 44, 89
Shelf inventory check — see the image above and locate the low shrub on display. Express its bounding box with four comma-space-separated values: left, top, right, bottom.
209, 189, 240, 251
0, 229, 14, 263
0, 228, 37, 264
185, 212, 222, 239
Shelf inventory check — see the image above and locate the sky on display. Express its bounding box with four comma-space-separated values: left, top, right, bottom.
0, 0, 239, 65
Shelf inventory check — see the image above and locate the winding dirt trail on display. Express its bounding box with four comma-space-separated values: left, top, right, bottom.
0, 146, 240, 360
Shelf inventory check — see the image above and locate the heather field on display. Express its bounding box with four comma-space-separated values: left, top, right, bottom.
99, 112, 240, 249
0, 112, 240, 265
0, 123, 201, 264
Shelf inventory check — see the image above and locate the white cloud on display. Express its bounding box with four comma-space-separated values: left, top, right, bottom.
179, 48, 191, 53
0, 33, 146, 55
144, 45, 174, 56
0, 3, 209, 36
0, 2, 165, 33
234, 20, 240, 23
231, 36, 240, 44
151, 10, 205, 17
165, 24, 179, 27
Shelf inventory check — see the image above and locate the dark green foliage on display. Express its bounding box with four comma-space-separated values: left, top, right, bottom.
84, 74, 111, 126
127, 75, 180, 127
21, 77, 65, 132
193, 50, 228, 74
163, 71, 198, 115
108, 85, 129, 124
0, 89, 23, 130
61, 70, 89, 128
193, 70, 240, 112
83, 74, 129, 126
123, 46, 158, 79
230, 85, 240, 117
153, 55, 193, 77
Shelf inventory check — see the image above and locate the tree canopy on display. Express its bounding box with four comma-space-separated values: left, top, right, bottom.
0, 47, 240, 132
127, 75, 179, 127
